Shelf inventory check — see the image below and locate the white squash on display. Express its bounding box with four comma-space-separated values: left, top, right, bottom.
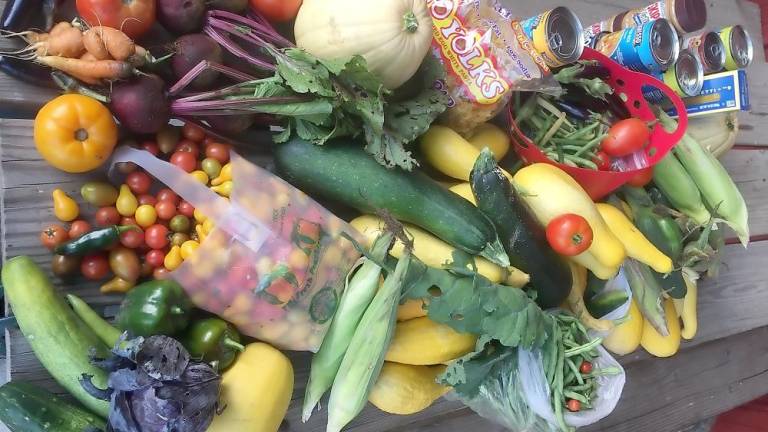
294, 0, 433, 89
686, 112, 739, 158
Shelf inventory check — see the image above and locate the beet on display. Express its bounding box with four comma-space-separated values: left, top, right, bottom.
110, 74, 171, 134
172, 34, 223, 90
157, 0, 206, 35
202, 114, 256, 135
208, 0, 248, 13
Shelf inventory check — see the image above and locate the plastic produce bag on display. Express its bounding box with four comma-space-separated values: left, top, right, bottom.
110, 147, 362, 352
589, 268, 633, 339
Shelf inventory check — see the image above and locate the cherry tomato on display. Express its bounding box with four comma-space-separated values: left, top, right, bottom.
546, 214, 594, 256
95, 206, 121, 226
177, 200, 195, 217
182, 123, 206, 142
145, 224, 170, 249
81, 254, 110, 280
121, 216, 137, 227
601, 118, 650, 157
145, 249, 166, 268
115, 161, 138, 174
171, 232, 190, 247
566, 399, 581, 412
156, 188, 179, 206
135, 204, 158, 227
40, 224, 69, 250
68, 220, 91, 239
175, 139, 200, 158
137, 194, 157, 206
249, 0, 302, 22
155, 200, 177, 220
170, 215, 191, 233
592, 151, 612, 171
170, 151, 197, 173
139, 140, 160, 156
75, 0, 156, 39
627, 167, 654, 187
579, 361, 593, 374
153, 267, 171, 280
204, 142, 231, 164
125, 171, 152, 195
120, 228, 145, 249
51, 254, 81, 279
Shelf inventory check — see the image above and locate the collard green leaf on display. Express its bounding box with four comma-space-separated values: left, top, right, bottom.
439, 336, 516, 397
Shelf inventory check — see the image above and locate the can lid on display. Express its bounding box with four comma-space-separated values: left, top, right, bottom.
652, 19, 680, 70
702, 31, 726, 72
730, 25, 754, 68
674, 49, 704, 96
547, 7, 585, 64
674, 0, 707, 33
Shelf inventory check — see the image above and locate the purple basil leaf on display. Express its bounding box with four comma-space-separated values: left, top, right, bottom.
136, 336, 190, 381
109, 391, 142, 432
131, 387, 183, 432
108, 367, 158, 392
80, 373, 113, 401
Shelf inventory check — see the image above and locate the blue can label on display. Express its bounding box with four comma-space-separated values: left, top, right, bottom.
595, 22, 662, 74
519, 14, 543, 41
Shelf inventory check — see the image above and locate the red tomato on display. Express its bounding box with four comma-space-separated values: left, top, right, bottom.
68, 220, 91, 239
155, 200, 177, 220
76, 0, 155, 39
170, 151, 197, 173
95, 206, 121, 226
125, 171, 152, 195
249, 0, 302, 22
121, 216, 137, 226
139, 140, 160, 156
579, 361, 593, 374
177, 200, 195, 217
566, 399, 581, 412
156, 188, 179, 206
546, 214, 594, 256
145, 224, 170, 249
627, 167, 653, 187
137, 194, 157, 206
204, 142, 231, 164
592, 151, 612, 171
175, 139, 200, 158
81, 254, 110, 280
145, 249, 166, 268
120, 228, 145, 249
153, 267, 171, 280
601, 118, 650, 157
182, 123, 206, 142
40, 224, 69, 250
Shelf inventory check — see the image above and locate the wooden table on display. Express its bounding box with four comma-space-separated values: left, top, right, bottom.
2, 1, 767, 431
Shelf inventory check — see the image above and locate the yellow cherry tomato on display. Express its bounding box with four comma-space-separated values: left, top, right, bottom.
211, 163, 232, 186
164, 245, 183, 271
180, 240, 200, 259
196, 224, 207, 243
211, 181, 232, 197
193, 208, 208, 224
52, 189, 79, 222
134, 204, 158, 228
190, 170, 209, 185
202, 218, 215, 235
34, 94, 118, 173
116, 184, 138, 217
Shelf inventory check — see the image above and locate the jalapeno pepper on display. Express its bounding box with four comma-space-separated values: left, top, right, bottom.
54, 225, 138, 256
182, 318, 244, 370
116, 279, 193, 337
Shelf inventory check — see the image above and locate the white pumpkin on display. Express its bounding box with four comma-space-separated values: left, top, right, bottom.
294, 0, 433, 89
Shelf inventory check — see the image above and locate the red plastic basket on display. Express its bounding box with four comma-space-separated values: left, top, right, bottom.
509, 47, 688, 200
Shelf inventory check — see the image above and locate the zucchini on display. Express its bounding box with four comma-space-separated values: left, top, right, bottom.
469, 149, 572, 308
0, 381, 106, 432
1, 257, 110, 417
585, 290, 629, 319
273, 138, 509, 266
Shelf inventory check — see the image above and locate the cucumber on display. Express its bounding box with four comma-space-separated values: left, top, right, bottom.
585, 290, 629, 319
273, 139, 509, 266
0, 381, 106, 432
469, 149, 572, 308
1, 257, 110, 417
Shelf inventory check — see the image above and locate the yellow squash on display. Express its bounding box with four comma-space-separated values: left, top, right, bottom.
640, 298, 681, 358
674, 273, 698, 340
565, 264, 614, 332
420, 125, 512, 181
397, 298, 428, 321
385, 317, 477, 365
597, 203, 673, 274
350, 215, 529, 287
513, 163, 626, 279
208, 343, 293, 432
602, 299, 643, 355
368, 362, 450, 415
449, 183, 475, 204
468, 123, 510, 160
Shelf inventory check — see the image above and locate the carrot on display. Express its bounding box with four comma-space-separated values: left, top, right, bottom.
49, 22, 73, 37
83, 26, 135, 61
80, 52, 99, 62
34, 22, 85, 58
83, 29, 111, 60
36, 56, 134, 80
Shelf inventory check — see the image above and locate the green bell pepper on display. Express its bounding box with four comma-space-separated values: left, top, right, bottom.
116, 280, 192, 337
182, 318, 245, 370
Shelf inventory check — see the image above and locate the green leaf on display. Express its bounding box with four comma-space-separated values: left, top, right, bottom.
276, 48, 335, 97
439, 336, 516, 397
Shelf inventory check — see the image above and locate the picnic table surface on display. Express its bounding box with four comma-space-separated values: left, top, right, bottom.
1, 1, 768, 431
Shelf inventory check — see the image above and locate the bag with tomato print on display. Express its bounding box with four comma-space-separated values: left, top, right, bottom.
110, 146, 362, 352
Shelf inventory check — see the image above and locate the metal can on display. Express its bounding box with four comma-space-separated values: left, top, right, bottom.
619, 0, 707, 34
520, 7, 585, 67
594, 19, 679, 74
681, 31, 726, 74
642, 49, 704, 103
718, 25, 754, 70
583, 14, 624, 48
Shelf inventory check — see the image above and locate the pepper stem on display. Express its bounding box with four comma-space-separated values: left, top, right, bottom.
170, 306, 185, 315
115, 225, 140, 235
223, 338, 245, 352
403, 11, 419, 33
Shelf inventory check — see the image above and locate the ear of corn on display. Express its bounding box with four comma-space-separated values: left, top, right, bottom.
652, 153, 711, 226
326, 251, 412, 432
302, 233, 393, 422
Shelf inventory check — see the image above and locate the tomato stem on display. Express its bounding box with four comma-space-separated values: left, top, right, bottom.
74, 128, 89, 142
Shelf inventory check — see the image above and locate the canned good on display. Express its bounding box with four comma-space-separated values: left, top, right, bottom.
619, 0, 707, 34
583, 15, 623, 48
595, 19, 679, 74
642, 49, 703, 103
681, 31, 726, 74
520, 7, 584, 67
718, 25, 753, 70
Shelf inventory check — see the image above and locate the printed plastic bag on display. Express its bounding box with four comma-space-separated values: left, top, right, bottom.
110, 147, 362, 352
519, 346, 625, 429
427, 0, 560, 135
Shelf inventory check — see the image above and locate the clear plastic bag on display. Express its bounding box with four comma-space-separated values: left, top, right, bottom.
427, 0, 561, 135
110, 147, 362, 352
589, 268, 633, 340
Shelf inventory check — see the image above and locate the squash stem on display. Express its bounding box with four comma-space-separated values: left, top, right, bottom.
403, 11, 419, 33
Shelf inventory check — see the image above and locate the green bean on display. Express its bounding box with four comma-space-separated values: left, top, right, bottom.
584, 367, 623, 378
562, 338, 581, 349
565, 121, 601, 140
534, 117, 555, 144
515, 94, 539, 122
566, 381, 595, 392
573, 133, 609, 158
565, 357, 584, 385
565, 338, 604, 357
563, 390, 589, 403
